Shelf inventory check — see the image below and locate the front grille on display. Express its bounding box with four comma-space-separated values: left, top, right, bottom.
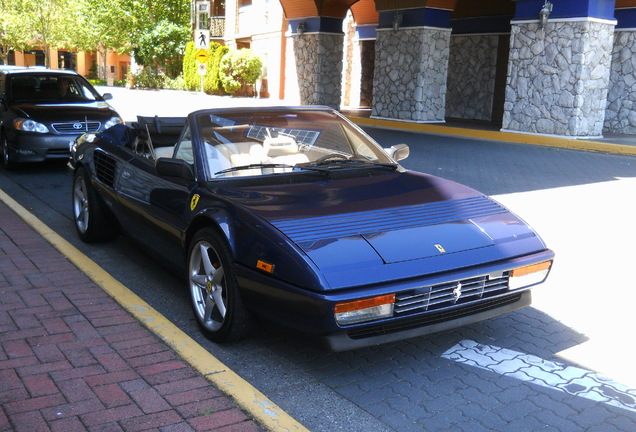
94, 151, 117, 188
52, 121, 101, 134
395, 273, 510, 315
348, 293, 523, 340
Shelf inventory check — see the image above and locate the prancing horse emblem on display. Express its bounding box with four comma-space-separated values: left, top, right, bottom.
452, 282, 463, 302
190, 194, 200, 211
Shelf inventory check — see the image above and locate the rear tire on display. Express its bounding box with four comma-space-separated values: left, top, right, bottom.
72, 167, 117, 242
188, 228, 252, 342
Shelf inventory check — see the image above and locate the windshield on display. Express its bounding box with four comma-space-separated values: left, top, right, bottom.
9, 74, 102, 104
196, 109, 394, 179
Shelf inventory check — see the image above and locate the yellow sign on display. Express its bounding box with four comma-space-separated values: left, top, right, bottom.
195, 49, 210, 63
190, 194, 200, 211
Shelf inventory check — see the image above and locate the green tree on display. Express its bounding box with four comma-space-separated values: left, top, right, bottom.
0, 0, 31, 65
73, 0, 189, 79
134, 20, 190, 79
122, 0, 190, 78
74, 0, 132, 79
5, 0, 82, 68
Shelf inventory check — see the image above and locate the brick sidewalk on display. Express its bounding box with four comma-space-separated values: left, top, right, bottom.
0, 201, 264, 432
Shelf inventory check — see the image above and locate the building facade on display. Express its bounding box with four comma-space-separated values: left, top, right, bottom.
7, 0, 635, 137
244, 0, 636, 137
7, 48, 130, 83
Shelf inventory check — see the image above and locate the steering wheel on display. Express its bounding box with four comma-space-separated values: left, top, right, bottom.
315, 153, 349, 163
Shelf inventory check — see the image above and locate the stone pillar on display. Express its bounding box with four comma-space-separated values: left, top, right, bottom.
446, 35, 499, 121
372, 24, 451, 122
503, 19, 616, 137
292, 32, 344, 108
605, 30, 636, 134
359, 40, 375, 108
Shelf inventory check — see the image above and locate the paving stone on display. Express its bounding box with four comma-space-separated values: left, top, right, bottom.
0, 202, 265, 432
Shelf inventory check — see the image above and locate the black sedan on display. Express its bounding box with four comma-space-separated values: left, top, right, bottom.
69, 107, 554, 350
0, 68, 121, 168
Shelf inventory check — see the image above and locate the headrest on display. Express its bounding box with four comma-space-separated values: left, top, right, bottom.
264, 136, 298, 157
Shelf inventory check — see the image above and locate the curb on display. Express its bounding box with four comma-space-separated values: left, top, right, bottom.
0, 188, 308, 432
348, 115, 636, 157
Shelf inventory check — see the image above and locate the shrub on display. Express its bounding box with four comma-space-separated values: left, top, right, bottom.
183, 42, 198, 90
163, 75, 185, 90
183, 41, 228, 94
132, 68, 165, 89
219, 49, 262, 94
88, 79, 106, 86
205, 44, 229, 94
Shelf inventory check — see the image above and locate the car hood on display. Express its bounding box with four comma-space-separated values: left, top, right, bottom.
219, 171, 546, 290
10, 101, 117, 122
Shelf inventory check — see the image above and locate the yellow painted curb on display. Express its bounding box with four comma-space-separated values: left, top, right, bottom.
0, 188, 308, 432
349, 115, 636, 156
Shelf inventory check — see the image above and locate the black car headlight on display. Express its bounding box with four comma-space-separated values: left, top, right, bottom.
13, 118, 49, 133
104, 116, 123, 130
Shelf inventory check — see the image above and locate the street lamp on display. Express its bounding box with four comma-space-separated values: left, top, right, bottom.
297, 22, 306, 36
539, 1, 553, 30
392, 11, 403, 33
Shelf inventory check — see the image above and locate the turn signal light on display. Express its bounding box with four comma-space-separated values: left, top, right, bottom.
510, 260, 552, 289
256, 260, 274, 274
335, 294, 395, 325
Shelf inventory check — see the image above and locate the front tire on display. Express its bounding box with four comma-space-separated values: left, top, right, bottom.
72, 167, 117, 242
188, 228, 252, 342
1, 136, 16, 170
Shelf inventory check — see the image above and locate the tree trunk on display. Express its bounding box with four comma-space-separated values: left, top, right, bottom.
0, 47, 9, 65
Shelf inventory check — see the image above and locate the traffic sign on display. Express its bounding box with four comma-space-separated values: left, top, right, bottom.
198, 63, 207, 76
195, 29, 210, 50
195, 49, 210, 63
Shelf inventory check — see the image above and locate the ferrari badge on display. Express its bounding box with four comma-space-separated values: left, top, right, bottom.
190, 194, 200, 211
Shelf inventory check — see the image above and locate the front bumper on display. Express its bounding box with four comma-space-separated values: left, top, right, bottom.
321, 291, 531, 351
237, 249, 554, 351
7, 132, 76, 162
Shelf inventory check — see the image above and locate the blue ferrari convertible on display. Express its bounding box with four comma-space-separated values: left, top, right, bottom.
70, 106, 554, 350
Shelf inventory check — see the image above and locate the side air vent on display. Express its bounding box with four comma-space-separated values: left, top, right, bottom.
94, 150, 117, 188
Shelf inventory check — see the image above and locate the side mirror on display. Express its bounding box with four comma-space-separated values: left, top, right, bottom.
156, 157, 195, 181
102, 93, 113, 101
385, 143, 410, 161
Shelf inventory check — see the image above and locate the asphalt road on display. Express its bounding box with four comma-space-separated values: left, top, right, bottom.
2, 88, 636, 432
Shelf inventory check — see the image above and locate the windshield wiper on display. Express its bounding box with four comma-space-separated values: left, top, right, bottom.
215, 163, 294, 175
302, 159, 398, 171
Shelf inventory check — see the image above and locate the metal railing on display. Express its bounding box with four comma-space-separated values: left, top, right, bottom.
210, 17, 225, 38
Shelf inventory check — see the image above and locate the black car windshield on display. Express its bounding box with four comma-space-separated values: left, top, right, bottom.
9, 74, 102, 104
196, 109, 395, 179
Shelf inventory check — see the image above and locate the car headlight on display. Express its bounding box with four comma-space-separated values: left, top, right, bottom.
104, 116, 123, 130
13, 118, 49, 133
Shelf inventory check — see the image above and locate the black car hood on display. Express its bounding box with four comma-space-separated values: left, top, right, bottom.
10, 101, 117, 122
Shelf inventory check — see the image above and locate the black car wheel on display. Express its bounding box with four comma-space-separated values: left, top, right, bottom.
188, 228, 252, 342
72, 167, 117, 242
1, 136, 15, 170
